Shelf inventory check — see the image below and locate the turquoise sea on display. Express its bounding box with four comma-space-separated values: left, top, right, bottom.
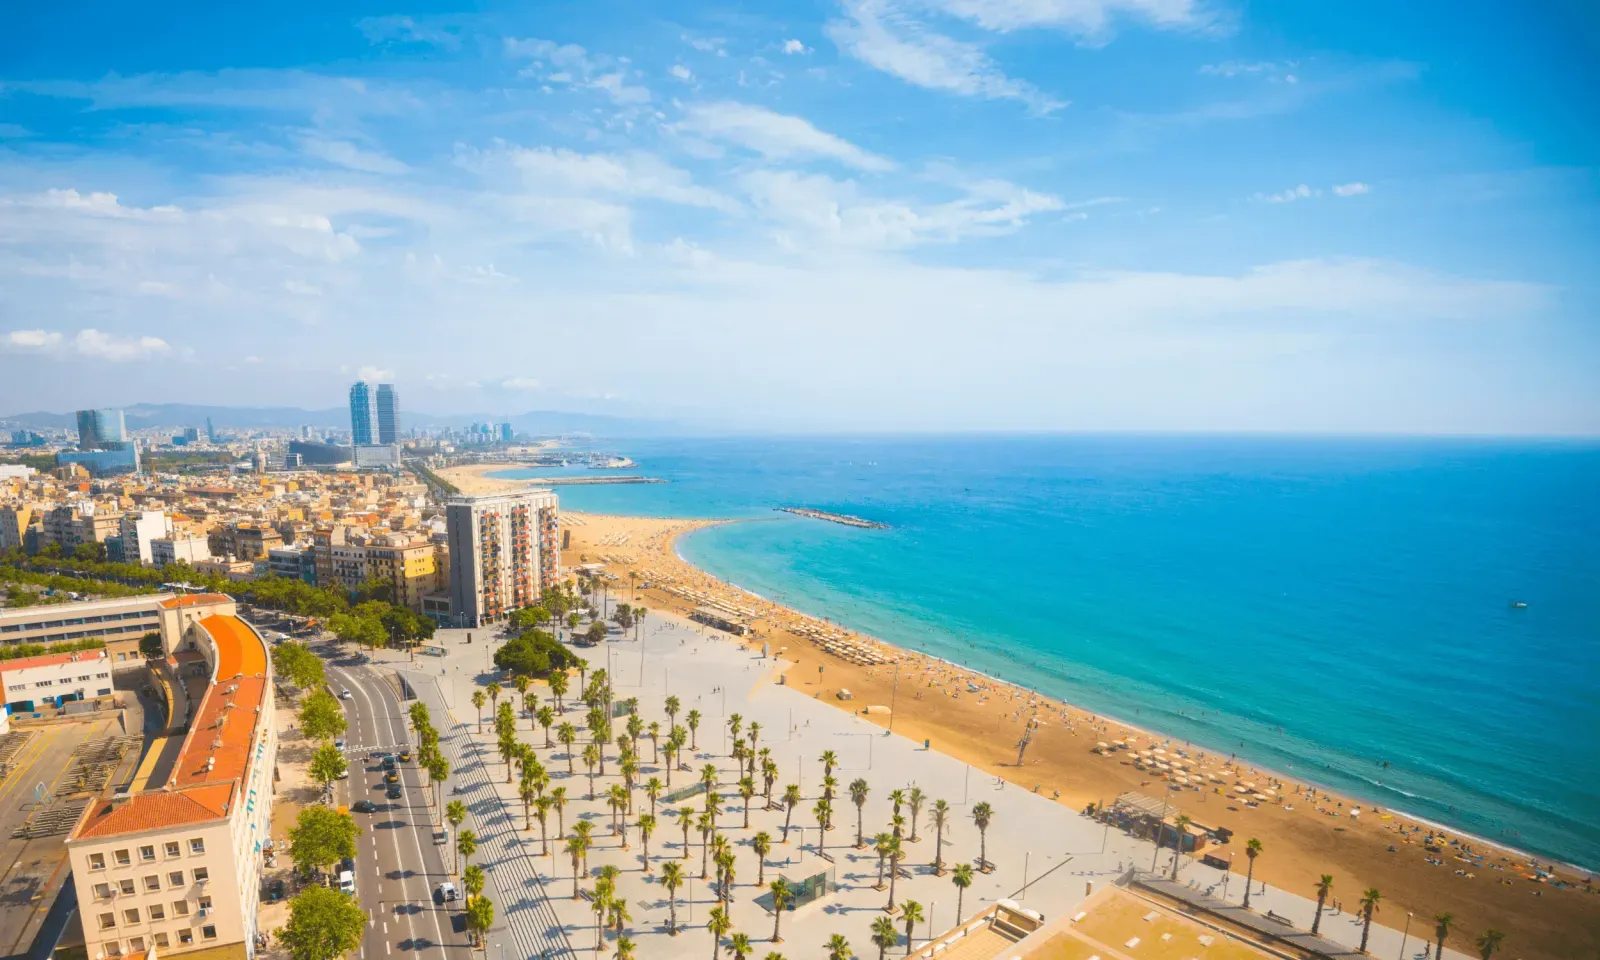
496, 435, 1600, 869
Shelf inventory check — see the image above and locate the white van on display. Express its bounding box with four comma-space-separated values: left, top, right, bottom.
338, 870, 355, 895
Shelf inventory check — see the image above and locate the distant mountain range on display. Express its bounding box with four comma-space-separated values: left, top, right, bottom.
0, 403, 681, 437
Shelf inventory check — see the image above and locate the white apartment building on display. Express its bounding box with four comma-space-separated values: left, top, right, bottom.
444, 489, 560, 627
67, 594, 276, 960
119, 510, 173, 566
0, 648, 115, 712
151, 536, 212, 567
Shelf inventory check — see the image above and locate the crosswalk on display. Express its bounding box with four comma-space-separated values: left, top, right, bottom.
401, 672, 575, 960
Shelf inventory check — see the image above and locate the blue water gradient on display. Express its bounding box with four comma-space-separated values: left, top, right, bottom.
498, 435, 1600, 868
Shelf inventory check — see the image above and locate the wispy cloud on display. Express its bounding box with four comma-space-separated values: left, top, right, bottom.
299, 137, 410, 174
501, 377, 541, 390
931, 0, 1216, 39
680, 101, 896, 172
4, 327, 175, 361
1254, 182, 1371, 203
782, 39, 812, 55
827, 0, 1065, 114
356, 15, 462, 50
465, 144, 740, 213
505, 37, 652, 106
1333, 182, 1370, 197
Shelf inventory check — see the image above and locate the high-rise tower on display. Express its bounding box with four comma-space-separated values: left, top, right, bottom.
75, 408, 127, 450
376, 384, 400, 444
349, 381, 374, 446
445, 490, 561, 627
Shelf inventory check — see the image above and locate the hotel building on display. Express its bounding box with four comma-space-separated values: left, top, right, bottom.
444, 490, 560, 627
65, 594, 276, 960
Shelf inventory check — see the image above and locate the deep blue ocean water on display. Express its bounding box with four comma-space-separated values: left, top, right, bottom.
498, 435, 1600, 869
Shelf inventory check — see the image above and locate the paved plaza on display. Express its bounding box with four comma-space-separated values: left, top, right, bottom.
367, 610, 1468, 960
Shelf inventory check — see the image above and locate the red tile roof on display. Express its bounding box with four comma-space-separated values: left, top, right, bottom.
158, 593, 233, 609
75, 784, 235, 839
0, 650, 104, 674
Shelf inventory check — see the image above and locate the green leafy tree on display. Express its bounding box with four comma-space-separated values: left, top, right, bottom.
707, 906, 732, 960
661, 861, 685, 934
850, 778, 870, 848
871, 916, 898, 960
272, 641, 326, 690
1311, 873, 1333, 935
826, 934, 852, 960
1242, 838, 1263, 909
769, 879, 791, 942
1476, 928, 1505, 960
465, 895, 495, 948
1434, 913, 1453, 960
309, 743, 348, 795
299, 689, 347, 741
289, 807, 360, 878
495, 628, 578, 677
930, 800, 950, 875
277, 885, 367, 960
139, 631, 163, 659
951, 863, 974, 923
971, 802, 994, 872
1358, 888, 1382, 954
899, 901, 924, 956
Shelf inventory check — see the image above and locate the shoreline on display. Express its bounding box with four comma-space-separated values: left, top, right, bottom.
555, 507, 1599, 959
671, 521, 1564, 875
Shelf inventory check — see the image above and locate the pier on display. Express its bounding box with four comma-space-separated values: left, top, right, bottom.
777, 506, 888, 529
523, 475, 665, 485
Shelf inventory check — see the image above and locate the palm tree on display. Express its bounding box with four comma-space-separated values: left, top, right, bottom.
688, 709, 702, 750
646, 777, 664, 818
1433, 913, 1453, 960
486, 681, 501, 716
872, 833, 893, 889
850, 778, 871, 848
638, 814, 657, 872
446, 801, 468, 873
826, 934, 851, 960
951, 863, 974, 923
707, 906, 732, 960
871, 916, 898, 960
907, 788, 925, 842
761, 756, 778, 808
678, 806, 697, 860
551, 786, 569, 837
520, 776, 537, 832
457, 829, 478, 870
471, 689, 487, 732
1358, 888, 1381, 954
813, 800, 833, 853
614, 935, 636, 960
649, 722, 662, 764
534, 795, 554, 856
884, 836, 904, 912
1170, 814, 1192, 880
752, 831, 773, 885
549, 669, 569, 711
590, 880, 611, 956
820, 750, 838, 780
609, 897, 632, 943
1311, 874, 1334, 936
566, 836, 585, 899
665, 694, 681, 727
769, 879, 791, 942
558, 723, 578, 773
538, 705, 556, 747
700, 811, 717, 879
889, 789, 906, 836
899, 901, 924, 957
1475, 928, 1505, 959
781, 785, 802, 842
971, 802, 994, 872
575, 820, 595, 874
1242, 838, 1263, 909
730, 933, 753, 960
661, 861, 685, 934
729, 712, 744, 743
930, 800, 949, 874
739, 777, 758, 828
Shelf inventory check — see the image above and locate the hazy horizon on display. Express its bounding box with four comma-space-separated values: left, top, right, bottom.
3, 1, 1597, 435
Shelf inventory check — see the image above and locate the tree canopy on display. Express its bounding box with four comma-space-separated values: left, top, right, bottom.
288, 806, 360, 875
494, 628, 578, 678
272, 641, 326, 690
309, 743, 348, 791
300, 690, 348, 741
278, 885, 367, 960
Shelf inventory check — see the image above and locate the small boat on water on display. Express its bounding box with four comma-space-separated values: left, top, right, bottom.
1510, 600, 1528, 609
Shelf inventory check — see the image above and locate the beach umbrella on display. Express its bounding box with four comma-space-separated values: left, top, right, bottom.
1233, 785, 1248, 793
1253, 794, 1267, 801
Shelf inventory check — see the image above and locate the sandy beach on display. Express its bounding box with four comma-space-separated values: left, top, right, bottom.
434, 466, 1600, 958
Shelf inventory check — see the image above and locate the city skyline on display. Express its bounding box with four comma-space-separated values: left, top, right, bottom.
1, 1, 1597, 435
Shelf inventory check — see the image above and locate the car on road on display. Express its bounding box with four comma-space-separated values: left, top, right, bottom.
435, 882, 458, 903
384, 771, 399, 784
339, 688, 353, 700
386, 784, 402, 799
352, 800, 375, 813
433, 827, 449, 846
399, 749, 412, 762
338, 870, 355, 894
334, 739, 345, 750
381, 756, 396, 770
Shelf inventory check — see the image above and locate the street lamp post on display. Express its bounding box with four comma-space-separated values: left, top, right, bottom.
1398, 912, 1413, 960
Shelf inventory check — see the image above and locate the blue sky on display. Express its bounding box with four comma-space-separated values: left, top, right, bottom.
1, 0, 1597, 433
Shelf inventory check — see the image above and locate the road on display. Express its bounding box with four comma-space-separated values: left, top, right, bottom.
322, 649, 473, 960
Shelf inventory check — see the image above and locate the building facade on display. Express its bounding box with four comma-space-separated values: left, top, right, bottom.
151, 536, 211, 567
0, 504, 34, 552
119, 511, 173, 566
1, 648, 115, 711
348, 382, 374, 446
66, 594, 276, 960
444, 490, 559, 627
365, 536, 442, 612
76, 409, 128, 450
375, 384, 400, 445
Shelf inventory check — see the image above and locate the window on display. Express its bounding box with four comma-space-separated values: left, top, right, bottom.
93, 883, 112, 899
114, 849, 131, 866
98, 672, 110, 679
98, 913, 116, 930
122, 908, 140, 925
168, 871, 184, 887
172, 901, 189, 917
79, 675, 91, 682
89, 853, 106, 870
104, 943, 122, 957
139, 845, 155, 862
164, 841, 180, 858
143, 875, 160, 892
178, 930, 193, 945
197, 896, 212, 911
148, 905, 165, 921
118, 879, 135, 896
201, 925, 217, 941
192, 867, 209, 882
153, 933, 169, 948
128, 937, 145, 953
188, 838, 205, 854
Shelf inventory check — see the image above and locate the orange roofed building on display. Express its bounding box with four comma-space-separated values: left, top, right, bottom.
66, 593, 277, 960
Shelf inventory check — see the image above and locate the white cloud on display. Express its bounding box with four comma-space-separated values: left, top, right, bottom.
4, 329, 63, 350
669, 64, 694, 82
501, 377, 541, 390
783, 39, 812, 55
827, 0, 1065, 113
357, 15, 461, 49
685, 36, 729, 56
680, 101, 895, 172
356, 364, 394, 382
1333, 182, 1371, 197
505, 37, 652, 106
299, 137, 410, 174
932, 0, 1211, 36
1254, 183, 1318, 203
589, 72, 651, 105
462, 144, 739, 214
73, 329, 174, 361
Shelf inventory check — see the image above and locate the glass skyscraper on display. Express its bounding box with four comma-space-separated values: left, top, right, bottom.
75, 408, 127, 450
349, 381, 374, 445
376, 384, 400, 444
